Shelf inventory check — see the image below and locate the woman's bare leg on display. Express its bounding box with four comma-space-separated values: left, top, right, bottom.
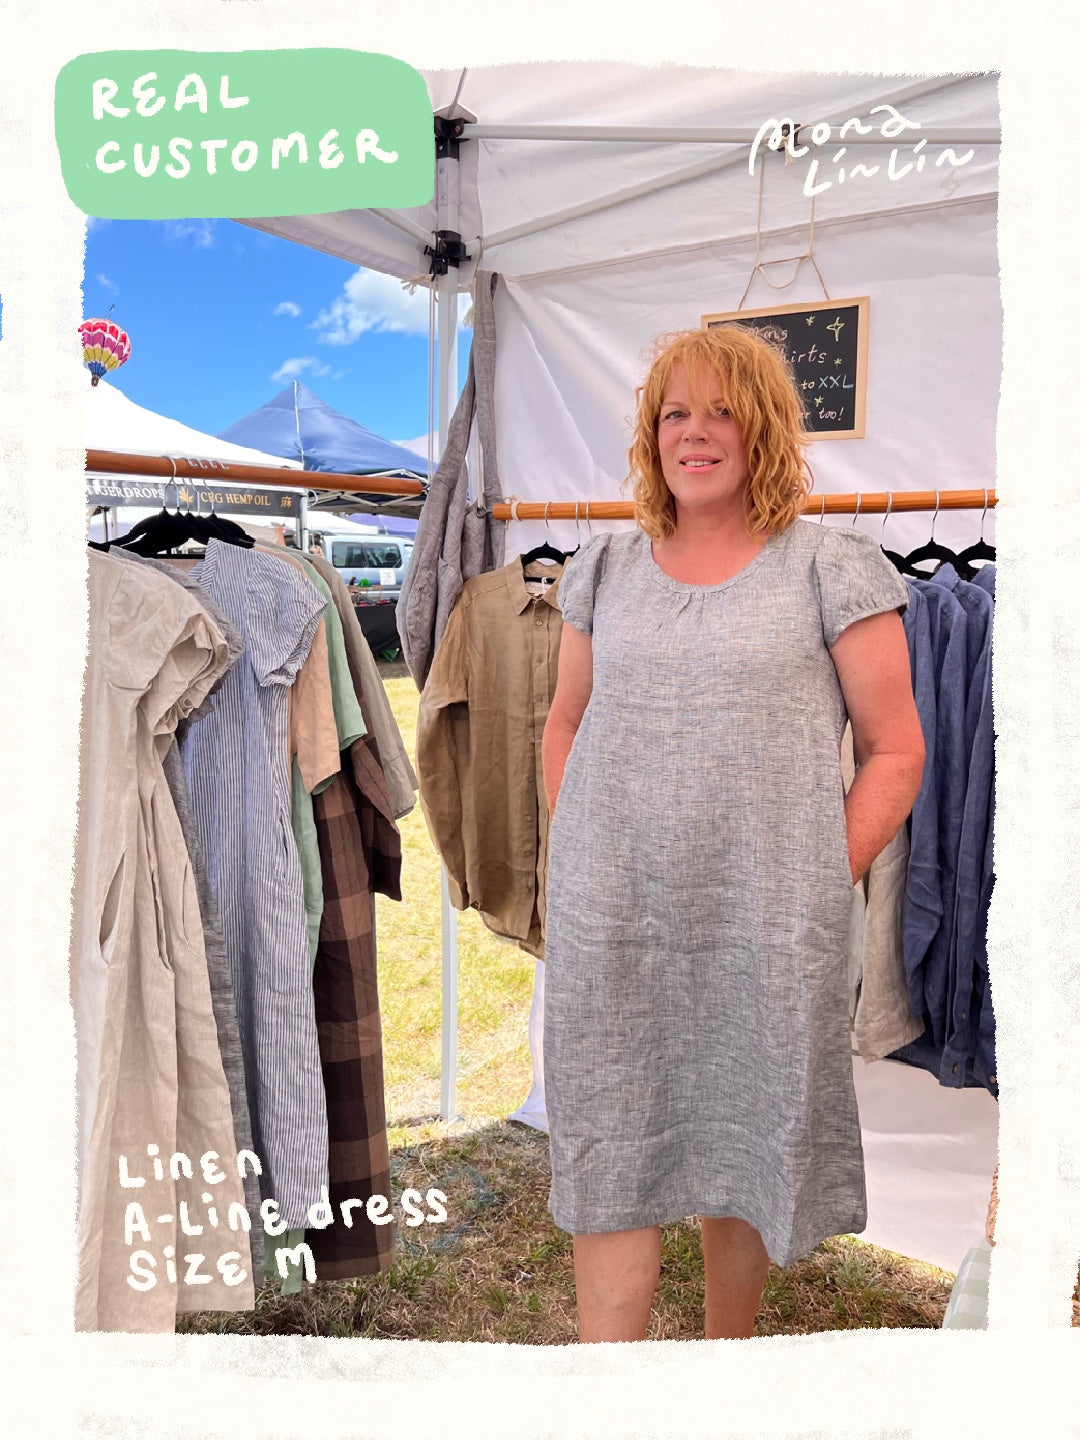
573, 1226, 662, 1342
700, 1217, 771, 1339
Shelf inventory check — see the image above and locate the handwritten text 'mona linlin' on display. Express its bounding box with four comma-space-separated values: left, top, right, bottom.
92, 72, 399, 178
748, 105, 975, 197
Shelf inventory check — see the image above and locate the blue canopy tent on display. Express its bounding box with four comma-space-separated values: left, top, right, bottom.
218, 381, 431, 519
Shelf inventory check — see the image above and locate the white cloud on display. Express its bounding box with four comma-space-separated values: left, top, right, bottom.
310, 268, 435, 346
158, 219, 217, 248
274, 301, 302, 317
86, 217, 111, 234
95, 273, 119, 296
270, 356, 332, 384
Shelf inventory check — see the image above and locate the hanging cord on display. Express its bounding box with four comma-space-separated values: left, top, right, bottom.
851, 493, 862, 528
737, 142, 830, 310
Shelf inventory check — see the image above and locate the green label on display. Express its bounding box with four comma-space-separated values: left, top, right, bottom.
55, 49, 434, 219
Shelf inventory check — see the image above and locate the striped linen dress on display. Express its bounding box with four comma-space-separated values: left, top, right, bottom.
181, 540, 330, 1228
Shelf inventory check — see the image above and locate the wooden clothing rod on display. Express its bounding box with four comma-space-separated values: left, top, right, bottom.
85, 448, 426, 497
492, 489, 997, 521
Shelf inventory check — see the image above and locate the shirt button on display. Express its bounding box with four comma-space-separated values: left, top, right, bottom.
960, 1012, 967, 1022
534, 617, 544, 627
951, 1064, 959, 1075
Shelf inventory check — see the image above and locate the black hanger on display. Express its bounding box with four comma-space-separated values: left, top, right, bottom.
895, 493, 960, 578
198, 476, 253, 544
114, 475, 252, 556
953, 490, 996, 580
519, 502, 577, 567
521, 539, 569, 566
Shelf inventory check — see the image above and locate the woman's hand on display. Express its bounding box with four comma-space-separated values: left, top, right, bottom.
830, 610, 925, 883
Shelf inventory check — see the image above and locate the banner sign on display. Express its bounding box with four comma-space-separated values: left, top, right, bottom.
87, 475, 306, 518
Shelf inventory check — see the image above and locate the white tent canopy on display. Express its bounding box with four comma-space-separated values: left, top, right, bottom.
82, 362, 307, 532
84, 366, 306, 475
245, 64, 1001, 557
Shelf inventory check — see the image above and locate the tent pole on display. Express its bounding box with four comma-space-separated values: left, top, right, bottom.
298, 491, 310, 552
367, 209, 435, 246
463, 124, 999, 146
436, 146, 463, 1126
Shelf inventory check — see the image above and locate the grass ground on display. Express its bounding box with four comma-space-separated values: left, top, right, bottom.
177, 661, 955, 1342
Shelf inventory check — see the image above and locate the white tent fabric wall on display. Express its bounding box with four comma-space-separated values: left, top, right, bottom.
494, 196, 1000, 558
243, 62, 1002, 1271
247, 65, 999, 558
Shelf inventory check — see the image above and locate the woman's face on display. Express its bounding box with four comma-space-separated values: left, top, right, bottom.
656, 362, 750, 517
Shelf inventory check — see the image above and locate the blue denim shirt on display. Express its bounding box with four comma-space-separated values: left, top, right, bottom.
930, 567, 995, 1091
896, 580, 970, 1033
969, 562, 997, 1092
890, 568, 997, 1095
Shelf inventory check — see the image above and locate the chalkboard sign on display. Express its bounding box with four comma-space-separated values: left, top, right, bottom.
701, 297, 869, 439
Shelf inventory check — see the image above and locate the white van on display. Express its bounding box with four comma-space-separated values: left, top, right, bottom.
307, 521, 415, 591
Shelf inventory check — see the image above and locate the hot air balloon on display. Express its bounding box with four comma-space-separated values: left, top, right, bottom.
80, 316, 131, 386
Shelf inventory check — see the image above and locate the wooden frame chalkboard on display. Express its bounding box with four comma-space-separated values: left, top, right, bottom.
701, 297, 869, 440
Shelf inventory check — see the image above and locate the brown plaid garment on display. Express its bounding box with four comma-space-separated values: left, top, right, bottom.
307, 607, 403, 1279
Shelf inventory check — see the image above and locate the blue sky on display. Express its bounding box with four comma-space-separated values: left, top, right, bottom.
82, 216, 471, 451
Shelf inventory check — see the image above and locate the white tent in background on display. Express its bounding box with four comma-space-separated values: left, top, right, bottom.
83, 363, 307, 538
242, 63, 1002, 1272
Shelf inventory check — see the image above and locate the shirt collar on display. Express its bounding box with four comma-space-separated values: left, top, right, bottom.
508, 557, 565, 614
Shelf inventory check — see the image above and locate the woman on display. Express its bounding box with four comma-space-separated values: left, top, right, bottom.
541, 325, 924, 1344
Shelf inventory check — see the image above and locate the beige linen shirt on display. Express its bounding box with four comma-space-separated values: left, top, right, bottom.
416, 558, 565, 957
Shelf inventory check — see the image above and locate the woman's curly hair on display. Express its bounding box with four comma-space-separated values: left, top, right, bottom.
627, 325, 814, 540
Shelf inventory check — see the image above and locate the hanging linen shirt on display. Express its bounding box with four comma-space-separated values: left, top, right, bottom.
895, 579, 969, 1032
417, 556, 565, 956
257, 548, 348, 968
306, 551, 418, 820
929, 565, 996, 1091
74, 551, 250, 1331
110, 550, 266, 1275
180, 540, 330, 1229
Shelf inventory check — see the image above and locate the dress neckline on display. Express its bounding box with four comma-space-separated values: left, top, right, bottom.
640, 526, 782, 594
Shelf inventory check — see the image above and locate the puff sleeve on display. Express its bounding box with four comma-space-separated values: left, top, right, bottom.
813, 526, 909, 648
555, 532, 614, 636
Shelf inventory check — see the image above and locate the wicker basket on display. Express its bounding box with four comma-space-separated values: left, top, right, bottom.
986, 1166, 1080, 1324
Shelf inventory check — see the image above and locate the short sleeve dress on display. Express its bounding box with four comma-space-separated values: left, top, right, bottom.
544, 519, 910, 1266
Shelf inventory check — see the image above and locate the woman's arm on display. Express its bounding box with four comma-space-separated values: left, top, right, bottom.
830, 609, 925, 884
542, 622, 594, 814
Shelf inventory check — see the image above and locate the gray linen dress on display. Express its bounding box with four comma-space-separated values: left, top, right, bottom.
544, 520, 910, 1266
